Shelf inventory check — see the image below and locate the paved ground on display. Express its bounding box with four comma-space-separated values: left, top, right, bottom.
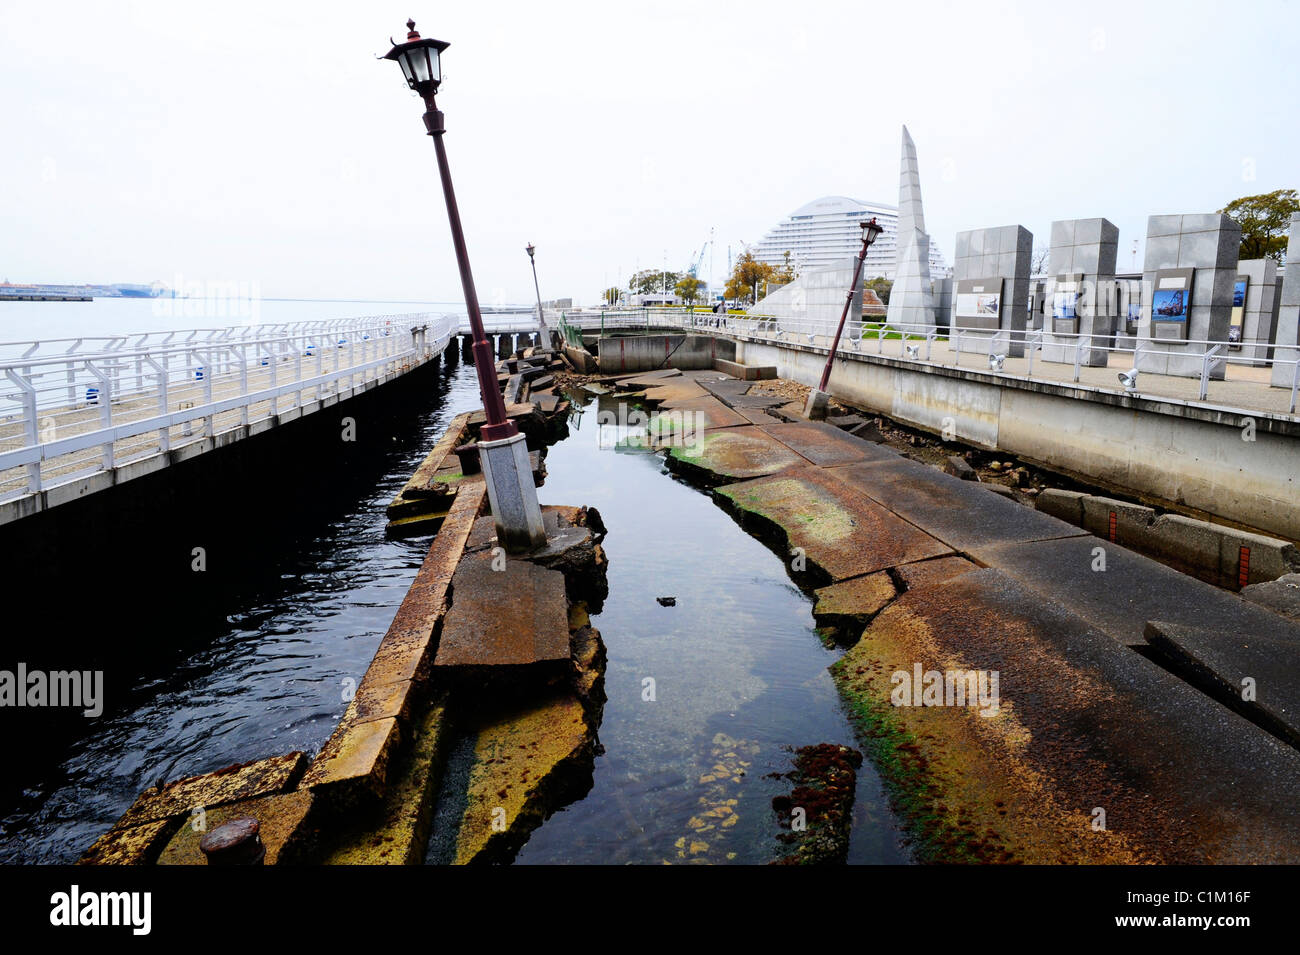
630, 367, 1300, 862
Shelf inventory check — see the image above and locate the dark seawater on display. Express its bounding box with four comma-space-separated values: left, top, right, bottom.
0, 360, 483, 864
504, 392, 908, 865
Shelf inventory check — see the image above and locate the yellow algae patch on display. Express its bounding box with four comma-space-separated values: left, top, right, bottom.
320, 698, 451, 865
453, 693, 595, 865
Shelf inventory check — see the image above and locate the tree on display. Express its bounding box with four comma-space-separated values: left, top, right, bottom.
1030, 244, 1050, 275
675, 275, 704, 306
1220, 189, 1300, 263
600, 286, 621, 306
865, 276, 893, 306
774, 251, 798, 283
628, 268, 680, 297
723, 247, 776, 304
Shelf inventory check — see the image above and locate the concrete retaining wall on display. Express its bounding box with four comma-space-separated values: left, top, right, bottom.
735, 337, 1300, 542
595, 335, 735, 374
1037, 488, 1300, 588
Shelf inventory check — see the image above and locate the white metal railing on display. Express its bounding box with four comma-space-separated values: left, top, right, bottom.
553, 306, 1299, 416
0, 313, 455, 501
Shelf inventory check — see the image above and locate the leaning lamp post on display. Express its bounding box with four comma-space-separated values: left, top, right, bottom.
385, 20, 546, 552
804, 217, 884, 420
525, 243, 549, 346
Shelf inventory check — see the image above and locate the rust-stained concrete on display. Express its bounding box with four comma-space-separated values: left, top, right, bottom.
115, 752, 306, 829
317, 697, 452, 865
435, 552, 571, 670
157, 790, 315, 866
812, 572, 896, 640
717, 468, 952, 583
451, 692, 597, 864
832, 567, 1300, 863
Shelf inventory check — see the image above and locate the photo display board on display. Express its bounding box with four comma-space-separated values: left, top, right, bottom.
1229, 275, 1248, 348
1150, 267, 1194, 341
954, 277, 1003, 331
1051, 272, 1084, 334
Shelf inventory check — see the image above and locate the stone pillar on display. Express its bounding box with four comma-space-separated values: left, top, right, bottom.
1139, 213, 1241, 379
460, 334, 473, 364
1269, 215, 1300, 389
496, 334, 511, 360
1042, 218, 1120, 367
478, 432, 547, 552
1235, 258, 1279, 366
443, 336, 460, 365
951, 224, 1032, 357
886, 126, 936, 333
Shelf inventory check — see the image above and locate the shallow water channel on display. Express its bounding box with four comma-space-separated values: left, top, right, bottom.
437, 389, 908, 865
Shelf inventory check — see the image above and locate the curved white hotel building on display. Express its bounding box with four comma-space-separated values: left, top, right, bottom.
752, 196, 950, 280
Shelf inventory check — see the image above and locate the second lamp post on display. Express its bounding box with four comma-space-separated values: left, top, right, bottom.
804, 217, 884, 420
525, 243, 549, 347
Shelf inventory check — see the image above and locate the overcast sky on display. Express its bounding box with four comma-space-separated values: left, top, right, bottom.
2, 0, 1296, 305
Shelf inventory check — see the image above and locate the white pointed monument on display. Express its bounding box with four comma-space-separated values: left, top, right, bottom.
886, 126, 936, 332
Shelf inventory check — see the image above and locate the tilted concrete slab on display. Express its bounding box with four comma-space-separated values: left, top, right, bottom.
1241, 574, 1300, 621
158, 790, 315, 866
116, 752, 307, 828
761, 421, 902, 468
826, 457, 1087, 558
664, 427, 806, 485
977, 535, 1300, 648
647, 395, 748, 436
1145, 620, 1300, 749
832, 567, 1300, 863
717, 467, 952, 583
434, 551, 571, 669
893, 555, 981, 592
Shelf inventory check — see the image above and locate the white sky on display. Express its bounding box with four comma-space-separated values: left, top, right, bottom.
1, 0, 1296, 304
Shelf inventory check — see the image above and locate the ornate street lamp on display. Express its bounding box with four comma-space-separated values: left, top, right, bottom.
805, 217, 884, 420
385, 20, 545, 551
525, 243, 549, 345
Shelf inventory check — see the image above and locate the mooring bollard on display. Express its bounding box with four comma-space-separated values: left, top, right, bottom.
199, 816, 266, 865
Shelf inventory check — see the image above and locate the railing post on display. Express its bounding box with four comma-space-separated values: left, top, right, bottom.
84, 360, 114, 470
5, 369, 42, 494
1290, 358, 1299, 415
1200, 345, 1220, 401
1073, 334, 1083, 383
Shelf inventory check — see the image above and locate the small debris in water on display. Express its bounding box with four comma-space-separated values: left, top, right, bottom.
656, 596, 676, 607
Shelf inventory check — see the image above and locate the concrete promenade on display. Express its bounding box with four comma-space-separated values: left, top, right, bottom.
637, 366, 1300, 862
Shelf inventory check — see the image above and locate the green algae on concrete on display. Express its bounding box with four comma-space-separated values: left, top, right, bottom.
717, 469, 951, 584
665, 428, 805, 486
811, 572, 896, 642
831, 566, 1300, 863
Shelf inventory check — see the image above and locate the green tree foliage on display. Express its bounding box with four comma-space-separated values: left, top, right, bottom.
1219, 189, 1299, 263
628, 268, 680, 296
674, 275, 704, 305
865, 276, 893, 306
600, 286, 621, 305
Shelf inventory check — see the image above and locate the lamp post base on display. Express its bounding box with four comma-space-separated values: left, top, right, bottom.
804, 388, 830, 421
478, 431, 548, 553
